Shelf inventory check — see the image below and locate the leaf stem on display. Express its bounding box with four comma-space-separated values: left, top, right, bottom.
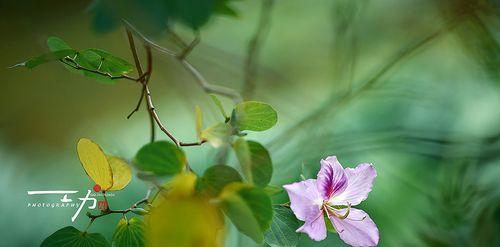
59, 57, 140, 81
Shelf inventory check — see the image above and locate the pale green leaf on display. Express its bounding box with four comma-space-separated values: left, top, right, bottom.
201, 122, 232, 148
233, 138, 273, 187
233, 101, 277, 131
219, 183, 273, 243
209, 94, 228, 119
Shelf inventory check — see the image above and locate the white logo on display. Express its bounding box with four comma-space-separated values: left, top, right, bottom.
27, 190, 108, 222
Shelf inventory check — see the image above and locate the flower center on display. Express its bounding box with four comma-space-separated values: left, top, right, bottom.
322, 201, 351, 220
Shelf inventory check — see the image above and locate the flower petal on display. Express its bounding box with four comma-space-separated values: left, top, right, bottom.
330, 208, 379, 247
283, 179, 323, 222
317, 156, 348, 200
330, 163, 376, 206
296, 213, 327, 241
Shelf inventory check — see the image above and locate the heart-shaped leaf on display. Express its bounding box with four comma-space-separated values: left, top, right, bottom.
134, 141, 186, 175
40, 226, 110, 247
112, 217, 145, 247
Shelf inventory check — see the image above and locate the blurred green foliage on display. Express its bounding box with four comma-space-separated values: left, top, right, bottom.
0, 0, 499, 246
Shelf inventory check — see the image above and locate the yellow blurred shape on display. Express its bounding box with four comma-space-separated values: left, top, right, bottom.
107, 156, 132, 191
164, 172, 197, 198
148, 172, 224, 247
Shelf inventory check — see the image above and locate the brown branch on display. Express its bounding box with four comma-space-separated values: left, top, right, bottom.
125, 28, 157, 142
126, 86, 146, 119
126, 27, 204, 147
86, 187, 154, 227
242, 0, 275, 99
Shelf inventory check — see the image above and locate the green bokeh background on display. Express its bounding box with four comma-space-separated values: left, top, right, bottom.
1, 0, 499, 246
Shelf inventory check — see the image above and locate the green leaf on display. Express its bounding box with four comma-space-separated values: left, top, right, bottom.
201, 122, 232, 148
215, 2, 239, 17
40, 226, 110, 247
219, 183, 273, 243
233, 101, 277, 131
12, 36, 74, 69
130, 208, 149, 216
47, 36, 72, 52
325, 215, 337, 233
45, 36, 132, 84
112, 217, 145, 247
196, 165, 242, 197
73, 49, 115, 84
264, 206, 301, 247
134, 141, 186, 175
263, 185, 283, 196
85, 48, 133, 75
11, 49, 77, 69
233, 138, 273, 187
209, 94, 228, 119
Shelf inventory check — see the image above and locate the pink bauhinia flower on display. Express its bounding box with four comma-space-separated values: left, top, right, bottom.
283, 156, 379, 247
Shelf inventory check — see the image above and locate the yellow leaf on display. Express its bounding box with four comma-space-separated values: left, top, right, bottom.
107, 156, 132, 191
77, 138, 113, 190
147, 197, 224, 247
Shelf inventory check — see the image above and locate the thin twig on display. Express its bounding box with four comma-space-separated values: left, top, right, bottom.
126, 86, 146, 119
87, 188, 155, 221
242, 0, 274, 99
180, 59, 243, 102
126, 28, 205, 147
123, 20, 243, 103
176, 32, 200, 60
126, 28, 158, 142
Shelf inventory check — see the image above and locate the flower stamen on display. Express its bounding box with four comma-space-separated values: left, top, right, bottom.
325, 202, 351, 219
